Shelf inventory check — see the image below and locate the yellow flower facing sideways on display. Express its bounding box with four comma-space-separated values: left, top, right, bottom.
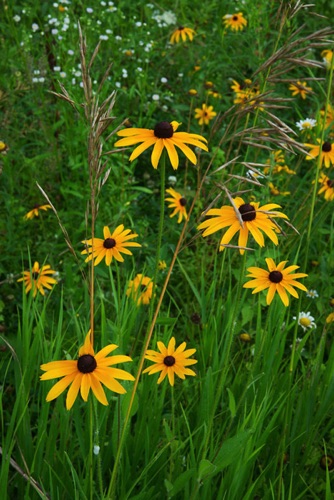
198, 197, 288, 254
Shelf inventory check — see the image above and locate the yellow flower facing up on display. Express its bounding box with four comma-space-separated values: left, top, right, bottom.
165, 187, 188, 223
194, 104, 217, 126
115, 121, 208, 170
143, 337, 197, 386
289, 81, 312, 100
244, 258, 308, 307
82, 225, 141, 266
304, 139, 334, 168
17, 261, 57, 297
40, 332, 134, 410
126, 274, 153, 305
223, 12, 247, 31
170, 26, 195, 44
318, 173, 334, 201
197, 197, 288, 254
24, 204, 52, 220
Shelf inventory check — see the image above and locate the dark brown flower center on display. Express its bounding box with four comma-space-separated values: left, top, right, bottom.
77, 354, 97, 373
239, 203, 256, 222
178, 26, 184, 30
32, 272, 39, 280
322, 141, 332, 152
33, 204, 41, 209
327, 179, 334, 187
232, 15, 238, 21
179, 197, 187, 206
269, 270, 283, 283
103, 238, 116, 249
154, 122, 174, 139
164, 355, 176, 367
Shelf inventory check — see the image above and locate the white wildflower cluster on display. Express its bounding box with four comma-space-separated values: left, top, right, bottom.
152, 10, 177, 27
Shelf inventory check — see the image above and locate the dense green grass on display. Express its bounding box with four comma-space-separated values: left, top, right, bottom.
1, 1, 334, 498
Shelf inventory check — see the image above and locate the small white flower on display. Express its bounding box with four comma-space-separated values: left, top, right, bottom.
136, 67, 143, 72
13, 15, 21, 22
296, 118, 317, 131
60, 71, 66, 78
32, 77, 39, 83
99, 34, 109, 40
306, 289, 319, 299
101, 1, 106, 5
168, 175, 177, 185
38, 77, 45, 83
86, 7, 93, 13
32, 23, 39, 32
293, 311, 316, 332
68, 49, 74, 55
152, 94, 160, 101
33, 69, 40, 75
115, 35, 122, 41
135, 21, 142, 27
115, 82, 121, 88
93, 445, 100, 455
79, 81, 84, 88
53, 66, 61, 72
106, 29, 112, 34
161, 77, 168, 83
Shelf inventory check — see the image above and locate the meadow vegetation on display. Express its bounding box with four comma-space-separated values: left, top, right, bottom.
1, 0, 334, 498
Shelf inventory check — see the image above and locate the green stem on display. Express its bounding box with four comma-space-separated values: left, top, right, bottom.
107, 154, 166, 498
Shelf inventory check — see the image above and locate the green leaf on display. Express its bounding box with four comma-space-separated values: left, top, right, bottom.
227, 387, 236, 418
198, 459, 217, 479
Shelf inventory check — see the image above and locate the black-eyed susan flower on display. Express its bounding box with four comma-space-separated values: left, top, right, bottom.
197, 197, 288, 254
243, 258, 308, 306
322, 49, 333, 69
17, 261, 57, 297
158, 260, 167, 270
115, 121, 208, 170
293, 311, 316, 331
194, 104, 217, 126
170, 26, 195, 44
318, 173, 334, 201
289, 81, 312, 99
326, 312, 334, 323
40, 331, 134, 410
320, 103, 334, 130
223, 12, 247, 31
126, 274, 153, 305
268, 182, 290, 197
304, 139, 334, 168
0, 140, 9, 154
143, 337, 197, 385
24, 204, 52, 220
165, 187, 188, 223
207, 89, 222, 99
82, 225, 141, 266
239, 333, 252, 343
188, 88, 198, 96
